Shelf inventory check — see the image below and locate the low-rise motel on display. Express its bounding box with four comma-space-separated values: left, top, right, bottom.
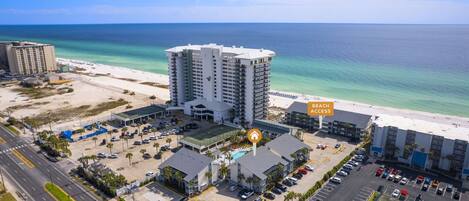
370, 114, 469, 188
285, 101, 373, 141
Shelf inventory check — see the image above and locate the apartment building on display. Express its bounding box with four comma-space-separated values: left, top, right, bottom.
230, 134, 310, 193
371, 114, 469, 182
285, 101, 373, 141
0, 41, 57, 75
166, 44, 275, 126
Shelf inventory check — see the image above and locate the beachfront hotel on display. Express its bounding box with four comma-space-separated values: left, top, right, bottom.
370, 114, 469, 186
284, 101, 373, 141
166, 44, 275, 126
0, 41, 57, 76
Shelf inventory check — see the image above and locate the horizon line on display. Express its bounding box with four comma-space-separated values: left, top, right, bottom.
1, 22, 469, 26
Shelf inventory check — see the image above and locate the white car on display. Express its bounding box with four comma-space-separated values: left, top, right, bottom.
348, 160, 359, 166
343, 164, 354, 170
108, 154, 118, 159
394, 175, 402, 182
305, 165, 315, 171
337, 171, 348, 177
391, 189, 400, 198
286, 176, 298, 182
388, 174, 395, 181
400, 177, 408, 185
330, 177, 342, 184
145, 172, 154, 177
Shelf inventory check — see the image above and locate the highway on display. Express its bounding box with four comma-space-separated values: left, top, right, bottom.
0, 125, 98, 201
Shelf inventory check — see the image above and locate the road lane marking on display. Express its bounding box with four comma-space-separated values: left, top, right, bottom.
12, 150, 36, 168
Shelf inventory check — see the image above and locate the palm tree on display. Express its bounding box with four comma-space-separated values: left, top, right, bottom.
92, 136, 98, 147
140, 149, 147, 158
206, 150, 214, 159
205, 171, 213, 184
125, 152, 133, 166
138, 133, 144, 142
106, 142, 114, 154
153, 142, 160, 153
174, 171, 184, 188
162, 166, 172, 182
122, 127, 128, 133
166, 138, 172, 146
238, 173, 245, 184
124, 136, 130, 148
78, 156, 89, 168
219, 162, 229, 180
150, 128, 157, 137
245, 177, 254, 190
107, 130, 113, 140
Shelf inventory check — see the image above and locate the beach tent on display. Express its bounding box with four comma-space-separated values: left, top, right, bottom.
61, 130, 73, 141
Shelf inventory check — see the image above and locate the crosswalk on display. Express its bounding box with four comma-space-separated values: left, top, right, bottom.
0, 144, 29, 154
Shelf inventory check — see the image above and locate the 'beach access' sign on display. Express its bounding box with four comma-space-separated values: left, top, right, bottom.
307, 101, 334, 117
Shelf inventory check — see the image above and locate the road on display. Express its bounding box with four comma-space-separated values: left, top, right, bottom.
0, 125, 98, 201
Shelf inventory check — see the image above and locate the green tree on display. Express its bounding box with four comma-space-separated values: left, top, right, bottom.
219, 162, 229, 180
106, 142, 114, 154
92, 136, 98, 147
153, 142, 160, 154
125, 152, 133, 166
205, 171, 213, 184
166, 138, 172, 146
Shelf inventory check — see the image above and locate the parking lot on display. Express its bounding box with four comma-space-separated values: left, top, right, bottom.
310, 158, 465, 201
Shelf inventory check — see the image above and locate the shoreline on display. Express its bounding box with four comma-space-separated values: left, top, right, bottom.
57, 58, 469, 128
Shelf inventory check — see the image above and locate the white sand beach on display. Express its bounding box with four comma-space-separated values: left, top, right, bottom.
57, 58, 469, 128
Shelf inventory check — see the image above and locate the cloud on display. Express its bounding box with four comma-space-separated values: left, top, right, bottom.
1, 0, 469, 24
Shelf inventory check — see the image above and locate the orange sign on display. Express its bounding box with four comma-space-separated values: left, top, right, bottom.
247, 128, 262, 144
307, 101, 334, 116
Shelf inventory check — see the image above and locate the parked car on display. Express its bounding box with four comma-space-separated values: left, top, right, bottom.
446, 184, 453, 192
387, 174, 395, 181
298, 169, 308, 175
149, 136, 157, 140
431, 180, 440, 188
142, 139, 150, 144
453, 191, 460, 199
143, 153, 151, 159
437, 187, 444, 195
416, 175, 424, 184
337, 171, 348, 177
282, 179, 294, 187
305, 165, 315, 171
348, 160, 359, 166
110, 136, 120, 142
377, 185, 384, 193
263, 192, 276, 200
421, 184, 429, 191
330, 177, 342, 184
399, 177, 408, 185
239, 189, 254, 200
97, 152, 108, 158
375, 168, 384, 176
394, 175, 402, 183
391, 189, 400, 198
292, 173, 303, 179
271, 187, 282, 195
343, 164, 354, 170
275, 183, 287, 192
145, 172, 154, 177
108, 154, 118, 159
335, 144, 341, 148
381, 171, 389, 178
424, 177, 431, 185
286, 177, 298, 184
229, 185, 237, 192
133, 141, 142, 145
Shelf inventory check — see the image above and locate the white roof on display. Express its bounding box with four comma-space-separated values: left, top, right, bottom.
374, 114, 469, 141
166, 43, 275, 59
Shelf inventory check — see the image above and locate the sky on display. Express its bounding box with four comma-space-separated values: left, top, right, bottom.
1, 0, 469, 25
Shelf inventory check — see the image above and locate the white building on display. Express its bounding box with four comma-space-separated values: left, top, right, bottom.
166, 44, 275, 125
371, 114, 469, 185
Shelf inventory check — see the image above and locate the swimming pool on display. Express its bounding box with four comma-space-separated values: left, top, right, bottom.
231, 150, 247, 160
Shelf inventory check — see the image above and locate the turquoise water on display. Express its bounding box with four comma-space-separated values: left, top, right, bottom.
1, 24, 468, 117
232, 150, 248, 160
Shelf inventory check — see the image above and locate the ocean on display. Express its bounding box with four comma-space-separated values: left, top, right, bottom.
0, 23, 468, 117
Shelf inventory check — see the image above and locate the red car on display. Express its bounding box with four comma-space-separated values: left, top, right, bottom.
416, 175, 424, 184
375, 168, 384, 176
298, 169, 308, 175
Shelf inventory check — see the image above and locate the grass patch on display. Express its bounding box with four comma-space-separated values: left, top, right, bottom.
5, 125, 20, 135
6, 102, 50, 111
45, 182, 75, 201
0, 192, 16, 201
84, 99, 129, 117
23, 99, 129, 126
12, 87, 58, 99
140, 82, 169, 89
